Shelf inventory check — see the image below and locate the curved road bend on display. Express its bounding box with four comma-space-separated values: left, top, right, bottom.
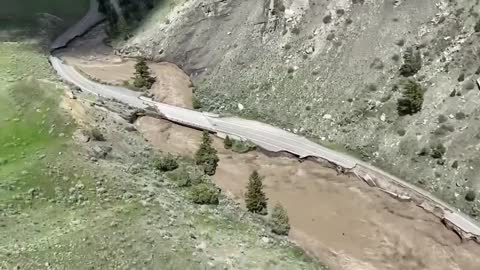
49, 0, 480, 242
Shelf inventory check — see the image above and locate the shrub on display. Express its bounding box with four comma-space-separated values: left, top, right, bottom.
430, 143, 446, 159
195, 131, 219, 176
399, 47, 422, 77
224, 135, 233, 149
154, 154, 179, 172
231, 140, 256, 153
336, 9, 345, 16
323, 14, 332, 24
192, 96, 202, 109
395, 39, 405, 47
168, 166, 205, 187
190, 183, 219, 205
475, 20, 480, 32
417, 147, 429, 156
397, 80, 425, 116
291, 27, 300, 35
438, 114, 448, 123
326, 33, 335, 41
463, 81, 475, 90
245, 171, 268, 215
451, 160, 459, 169
434, 124, 454, 136
90, 128, 106, 141
455, 112, 466, 120
391, 54, 400, 62
133, 58, 156, 89
270, 203, 290, 236
397, 129, 406, 136
457, 73, 465, 82
466, 190, 477, 202
367, 83, 377, 91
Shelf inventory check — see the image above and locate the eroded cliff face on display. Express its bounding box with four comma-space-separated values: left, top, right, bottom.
117, 0, 480, 216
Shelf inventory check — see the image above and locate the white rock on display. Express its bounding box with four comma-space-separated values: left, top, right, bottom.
261, 237, 270, 243
196, 241, 207, 251
323, 114, 332, 120
380, 113, 386, 122
237, 103, 244, 111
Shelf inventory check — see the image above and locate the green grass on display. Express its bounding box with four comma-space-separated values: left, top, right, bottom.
0, 42, 76, 204
0, 80, 74, 202
0, 43, 54, 80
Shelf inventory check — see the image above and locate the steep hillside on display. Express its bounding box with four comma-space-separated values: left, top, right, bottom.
117, 0, 480, 217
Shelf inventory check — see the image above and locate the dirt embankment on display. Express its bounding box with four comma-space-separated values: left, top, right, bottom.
59, 28, 480, 270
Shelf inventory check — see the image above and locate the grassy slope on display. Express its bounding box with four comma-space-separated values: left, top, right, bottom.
0, 2, 326, 269
0, 0, 89, 203
0, 44, 70, 201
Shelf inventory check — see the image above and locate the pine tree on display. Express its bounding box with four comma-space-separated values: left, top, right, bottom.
397, 80, 425, 116
245, 170, 267, 215
224, 135, 233, 149
133, 57, 156, 89
270, 203, 290, 236
399, 47, 422, 77
195, 131, 219, 175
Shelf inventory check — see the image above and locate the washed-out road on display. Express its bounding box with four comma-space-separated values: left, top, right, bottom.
50, 0, 480, 243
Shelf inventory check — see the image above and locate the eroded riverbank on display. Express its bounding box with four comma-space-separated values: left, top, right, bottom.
56, 24, 480, 270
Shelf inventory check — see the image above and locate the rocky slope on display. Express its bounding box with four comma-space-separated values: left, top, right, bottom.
117, 0, 480, 217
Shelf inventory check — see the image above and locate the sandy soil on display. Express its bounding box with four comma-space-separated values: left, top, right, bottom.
58, 25, 193, 109
59, 26, 480, 270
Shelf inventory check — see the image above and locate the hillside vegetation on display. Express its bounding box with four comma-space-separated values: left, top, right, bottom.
0, 1, 327, 269
117, 0, 480, 218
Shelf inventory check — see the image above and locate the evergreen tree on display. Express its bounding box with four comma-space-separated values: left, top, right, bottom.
224, 135, 233, 149
195, 131, 219, 175
133, 57, 156, 89
245, 170, 267, 215
270, 203, 290, 236
399, 47, 422, 77
397, 80, 425, 116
